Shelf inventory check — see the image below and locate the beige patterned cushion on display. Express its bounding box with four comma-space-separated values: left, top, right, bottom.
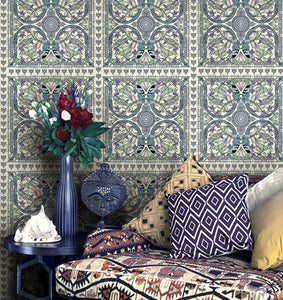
122, 152, 212, 248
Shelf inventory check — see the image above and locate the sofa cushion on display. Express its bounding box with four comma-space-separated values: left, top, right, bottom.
55, 250, 283, 299
122, 152, 212, 248
167, 174, 253, 259
246, 168, 283, 211
82, 229, 151, 258
250, 189, 283, 270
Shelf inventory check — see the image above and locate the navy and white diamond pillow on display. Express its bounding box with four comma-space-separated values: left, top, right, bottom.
167, 174, 253, 259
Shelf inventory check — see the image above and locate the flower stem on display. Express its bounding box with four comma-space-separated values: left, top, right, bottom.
64, 143, 78, 158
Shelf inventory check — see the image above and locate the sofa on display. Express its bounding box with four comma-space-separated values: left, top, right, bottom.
55, 153, 283, 299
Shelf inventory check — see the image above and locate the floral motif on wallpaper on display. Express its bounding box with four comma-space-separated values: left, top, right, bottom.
199, 0, 282, 66
10, 170, 168, 231
8, 77, 94, 161
104, 0, 188, 66
9, 172, 56, 229
104, 77, 188, 161
199, 77, 283, 161
9, 0, 93, 66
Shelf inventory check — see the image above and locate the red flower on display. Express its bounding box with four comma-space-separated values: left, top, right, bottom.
57, 91, 75, 114
68, 107, 93, 129
56, 126, 71, 141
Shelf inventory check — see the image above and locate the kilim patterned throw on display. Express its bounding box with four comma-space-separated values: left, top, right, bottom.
168, 174, 253, 259
82, 229, 151, 259
55, 250, 283, 299
123, 152, 212, 248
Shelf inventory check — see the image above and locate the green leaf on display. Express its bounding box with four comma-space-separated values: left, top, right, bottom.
80, 139, 91, 160
91, 121, 106, 128
62, 122, 70, 131
42, 118, 52, 131
56, 138, 66, 146
64, 139, 73, 149
84, 136, 105, 148
77, 127, 83, 137
44, 127, 52, 137
53, 146, 63, 157
42, 144, 49, 151
63, 143, 78, 158
47, 143, 57, 151
82, 122, 108, 136
87, 144, 102, 159
51, 127, 57, 140
87, 127, 109, 137
78, 154, 88, 169
71, 128, 77, 139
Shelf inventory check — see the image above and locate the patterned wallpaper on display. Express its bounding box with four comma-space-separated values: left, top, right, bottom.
1, 0, 283, 298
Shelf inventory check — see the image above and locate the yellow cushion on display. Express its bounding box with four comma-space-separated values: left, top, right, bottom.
250, 189, 283, 270
122, 152, 212, 248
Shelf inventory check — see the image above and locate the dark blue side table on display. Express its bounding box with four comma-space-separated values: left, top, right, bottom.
4, 232, 88, 300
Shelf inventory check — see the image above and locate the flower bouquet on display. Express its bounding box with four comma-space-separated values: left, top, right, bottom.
29, 84, 109, 169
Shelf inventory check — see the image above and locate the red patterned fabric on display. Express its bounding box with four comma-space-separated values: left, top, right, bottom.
82, 229, 151, 258
212, 174, 266, 186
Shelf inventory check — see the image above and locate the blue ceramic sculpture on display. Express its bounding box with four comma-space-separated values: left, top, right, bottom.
81, 163, 126, 229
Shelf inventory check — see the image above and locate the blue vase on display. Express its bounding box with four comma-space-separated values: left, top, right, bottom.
56, 154, 78, 237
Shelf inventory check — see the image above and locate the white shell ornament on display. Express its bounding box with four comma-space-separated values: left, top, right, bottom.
14, 205, 61, 243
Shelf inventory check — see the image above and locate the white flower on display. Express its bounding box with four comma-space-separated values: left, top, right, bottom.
31, 101, 38, 108
49, 117, 57, 125
41, 106, 48, 114
38, 105, 48, 117
29, 110, 38, 119
61, 110, 71, 121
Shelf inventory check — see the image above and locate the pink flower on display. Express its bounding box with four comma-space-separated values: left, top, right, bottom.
57, 89, 75, 114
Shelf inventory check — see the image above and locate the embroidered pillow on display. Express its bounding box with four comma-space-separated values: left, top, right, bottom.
122, 152, 212, 248
167, 174, 253, 259
82, 229, 151, 258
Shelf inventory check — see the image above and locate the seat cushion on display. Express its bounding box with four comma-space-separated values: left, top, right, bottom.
55, 250, 283, 299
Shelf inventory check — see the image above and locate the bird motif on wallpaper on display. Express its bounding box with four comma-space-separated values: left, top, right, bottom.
42, 40, 61, 60
136, 83, 156, 103
231, 40, 251, 60
41, 83, 61, 103
137, 135, 156, 154
232, 134, 251, 154
136, 178, 156, 200
231, 83, 251, 104
136, 40, 156, 60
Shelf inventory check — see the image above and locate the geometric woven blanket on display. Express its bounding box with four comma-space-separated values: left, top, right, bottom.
55, 250, 283, 300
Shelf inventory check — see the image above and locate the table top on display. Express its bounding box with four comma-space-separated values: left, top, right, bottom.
3, 232, 88, 256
